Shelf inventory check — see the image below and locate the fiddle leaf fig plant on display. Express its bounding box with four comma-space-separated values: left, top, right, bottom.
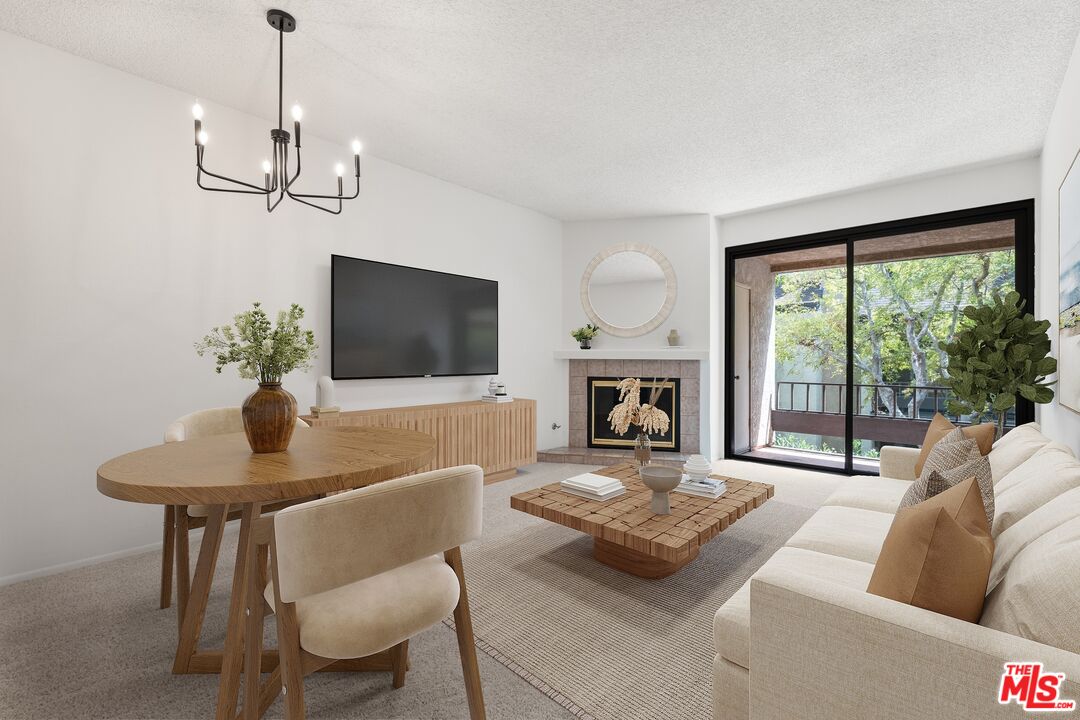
943, 291, 1056, 438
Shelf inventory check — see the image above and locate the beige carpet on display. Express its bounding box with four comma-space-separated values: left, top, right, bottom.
454, 463, 820, 720
0, 460, 829, 719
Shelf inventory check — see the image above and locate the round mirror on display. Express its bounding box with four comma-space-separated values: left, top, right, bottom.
580, 243, 677, 338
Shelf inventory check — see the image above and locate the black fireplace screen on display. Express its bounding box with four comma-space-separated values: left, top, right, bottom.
587, 376, 680, 451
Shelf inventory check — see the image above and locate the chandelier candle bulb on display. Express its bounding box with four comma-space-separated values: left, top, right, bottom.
196, 130, 208, 146
191, 102, 203, 120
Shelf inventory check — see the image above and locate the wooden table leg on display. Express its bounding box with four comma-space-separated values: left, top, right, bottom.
160, 505, 175, 610
173, 505, 228, 674
175, 506, 191, 630
242, 529, 268, 719
215, 502, 259, 720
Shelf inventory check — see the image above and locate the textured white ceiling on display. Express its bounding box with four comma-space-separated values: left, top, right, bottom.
2, 1, 1078, 220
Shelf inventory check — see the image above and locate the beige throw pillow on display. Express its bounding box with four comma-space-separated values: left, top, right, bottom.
900, 428, 994, 526
868, 477, 994, 623
914, 413, 995, 476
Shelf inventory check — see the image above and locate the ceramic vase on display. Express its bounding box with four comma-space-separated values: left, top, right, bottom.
579, 338, 592, 350
242, 382, 298, 453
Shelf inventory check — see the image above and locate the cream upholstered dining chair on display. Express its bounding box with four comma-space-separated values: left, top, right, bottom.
159, 407, 308, 610
252, 464, 486, 720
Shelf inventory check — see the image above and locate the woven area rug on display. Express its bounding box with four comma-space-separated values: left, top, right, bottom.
450, 464, 818, 720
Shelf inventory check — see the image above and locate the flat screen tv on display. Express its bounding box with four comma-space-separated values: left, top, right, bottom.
331, 255, 498, 379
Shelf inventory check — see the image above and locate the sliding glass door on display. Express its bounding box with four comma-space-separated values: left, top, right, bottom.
725, 201, 1034, 475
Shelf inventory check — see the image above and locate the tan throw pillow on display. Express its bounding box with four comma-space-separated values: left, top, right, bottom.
867, 477, 994, 622
914, 413, 995, 476
900, 428, 995, 526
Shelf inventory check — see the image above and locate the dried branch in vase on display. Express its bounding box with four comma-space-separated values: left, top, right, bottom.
607, 377, 670, 437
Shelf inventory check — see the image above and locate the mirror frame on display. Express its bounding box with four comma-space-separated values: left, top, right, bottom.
579, 242, 677, 338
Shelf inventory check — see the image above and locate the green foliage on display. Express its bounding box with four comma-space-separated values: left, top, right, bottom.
571, 323, 601, 342
772, 433, 880, 459
195, 302, 318, 384
943, 291, 1056, 434
774, 252, 1014, 388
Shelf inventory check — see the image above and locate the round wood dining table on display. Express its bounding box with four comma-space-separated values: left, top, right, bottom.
97, 425, 437, 720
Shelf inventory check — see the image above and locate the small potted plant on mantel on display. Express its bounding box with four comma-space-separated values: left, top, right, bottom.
571, 323, 601, 350
196, 302, 318, 453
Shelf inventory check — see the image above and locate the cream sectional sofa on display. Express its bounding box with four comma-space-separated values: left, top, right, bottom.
713, 423, 1080, 719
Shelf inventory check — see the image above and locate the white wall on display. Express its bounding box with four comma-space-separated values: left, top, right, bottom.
713, 157, 1041, 456
562, 215, 712, 349
1038, 31, 1080, 455
561, 214, 713, 454
0, 31, 564, 582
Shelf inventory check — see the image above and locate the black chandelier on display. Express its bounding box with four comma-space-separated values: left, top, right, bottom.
191, 9, 361, 215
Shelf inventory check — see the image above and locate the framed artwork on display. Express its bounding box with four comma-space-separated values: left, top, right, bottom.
1059, 146, 1080, 414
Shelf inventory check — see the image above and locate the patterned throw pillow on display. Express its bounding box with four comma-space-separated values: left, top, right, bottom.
900, 427, 995, 526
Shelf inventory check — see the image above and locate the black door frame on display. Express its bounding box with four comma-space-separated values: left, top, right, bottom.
723, 199, 1036, 475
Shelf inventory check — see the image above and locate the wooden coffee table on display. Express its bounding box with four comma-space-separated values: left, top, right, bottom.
510, 462, 773, 578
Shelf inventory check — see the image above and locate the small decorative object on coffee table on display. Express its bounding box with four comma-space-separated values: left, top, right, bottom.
607, 377, 670, 467
195, 302, 317, 453
682, 454, 713, 481
511, 462, 773, 578
640, 465, 682, 514
571, 323, 600, 349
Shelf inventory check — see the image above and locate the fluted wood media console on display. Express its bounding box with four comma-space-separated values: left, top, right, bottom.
302, 398, 537, 483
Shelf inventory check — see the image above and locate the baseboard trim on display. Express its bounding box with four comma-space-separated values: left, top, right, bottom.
0, 523, 238, 588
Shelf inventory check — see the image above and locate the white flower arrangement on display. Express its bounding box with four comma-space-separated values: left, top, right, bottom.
195, 302, 317, 384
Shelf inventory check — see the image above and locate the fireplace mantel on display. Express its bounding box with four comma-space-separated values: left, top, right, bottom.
553, 348, 708, 360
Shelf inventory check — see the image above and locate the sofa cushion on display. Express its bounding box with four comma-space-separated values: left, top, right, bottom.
989, 484, 1080, 593
987, 422, 1050, 481
867, 477, 994, 623
822, 476, 912, 514
784, 505, 895, 563
900, 429, 994, 526
993, 442, 1080, 537
980, 515, 1080, 655
713, 547, 875, 669
913, 413, 995, 476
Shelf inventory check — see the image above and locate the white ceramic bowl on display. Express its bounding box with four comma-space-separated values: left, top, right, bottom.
639, 465, 683, 493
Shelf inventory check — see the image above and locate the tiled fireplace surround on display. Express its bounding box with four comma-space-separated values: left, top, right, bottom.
538, 358, 701, 464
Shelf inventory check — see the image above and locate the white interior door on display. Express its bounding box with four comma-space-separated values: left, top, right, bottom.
733, 283, 751, 452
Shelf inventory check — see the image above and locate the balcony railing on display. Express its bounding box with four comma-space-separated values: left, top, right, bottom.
770, 381, 1014, 445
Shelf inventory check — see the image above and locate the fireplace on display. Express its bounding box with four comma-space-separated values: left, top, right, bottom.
587, 376, 681, 452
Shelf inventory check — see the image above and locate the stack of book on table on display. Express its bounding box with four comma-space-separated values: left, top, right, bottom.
560, 472, 626, 501
481, 394, 513, 403
674, 475, 727, 499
